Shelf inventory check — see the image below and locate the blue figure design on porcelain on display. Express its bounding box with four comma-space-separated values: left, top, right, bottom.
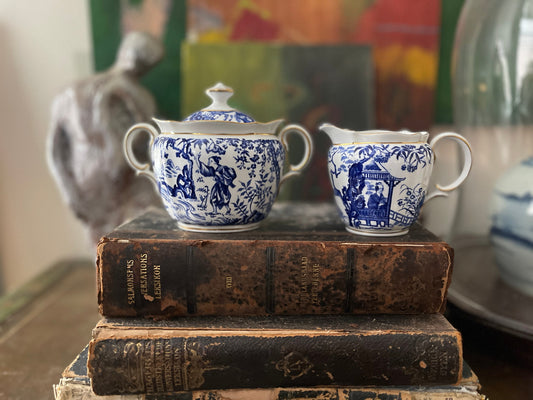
124, 83, 314, 233
368, 182, 387, 210
328, 143, 433, 233
152, 136, 285, 228
342, 162, 366, 228
321, 123, 472, 236
197, 155, 237, 214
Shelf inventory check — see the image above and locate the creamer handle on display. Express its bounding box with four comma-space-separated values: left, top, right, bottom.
425, 132, 473, 201
123, 122, 158, 187
278, 124, 314, 187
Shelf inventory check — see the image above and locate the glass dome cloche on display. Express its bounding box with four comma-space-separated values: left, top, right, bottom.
452, 0, 533, 296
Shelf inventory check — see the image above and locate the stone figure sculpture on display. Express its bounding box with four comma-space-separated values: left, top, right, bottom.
47, 32, 163, 245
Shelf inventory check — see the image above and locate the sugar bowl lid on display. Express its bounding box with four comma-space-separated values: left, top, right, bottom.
184, 83, 256, 123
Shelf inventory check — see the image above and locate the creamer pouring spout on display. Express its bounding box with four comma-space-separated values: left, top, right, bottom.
319, 123, 429, 145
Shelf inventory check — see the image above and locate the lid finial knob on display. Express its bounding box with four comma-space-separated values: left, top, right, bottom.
204, 82, 235, 111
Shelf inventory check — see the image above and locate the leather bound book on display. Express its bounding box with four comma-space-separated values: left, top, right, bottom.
57, 346, 483, 400
88, 314, 463, 396
97, 203, 454, 318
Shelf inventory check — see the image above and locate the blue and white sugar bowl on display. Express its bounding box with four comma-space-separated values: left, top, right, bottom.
320, 124, 473, 236
123, 83, 313, 233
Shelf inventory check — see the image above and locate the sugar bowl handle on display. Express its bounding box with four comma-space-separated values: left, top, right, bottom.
123, 122, 158, 186
278, 124, 314, 187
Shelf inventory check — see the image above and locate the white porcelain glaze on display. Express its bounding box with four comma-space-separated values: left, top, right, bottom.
320, 124, 430, 144
152, 118, 284, 134
320, 124, 473, 236
124, 83, 313, 233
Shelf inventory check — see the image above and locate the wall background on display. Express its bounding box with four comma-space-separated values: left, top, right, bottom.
0, 1, 93, 295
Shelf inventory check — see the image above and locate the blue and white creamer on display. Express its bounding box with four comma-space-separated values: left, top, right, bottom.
320, 125, 472, 236
124, 83, 313, 233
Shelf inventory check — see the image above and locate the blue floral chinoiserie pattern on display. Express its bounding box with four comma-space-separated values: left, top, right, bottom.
152, 136, 285, 227
184, 110, 255, 123
328, 143, 433, 233
123, 82, 314, 232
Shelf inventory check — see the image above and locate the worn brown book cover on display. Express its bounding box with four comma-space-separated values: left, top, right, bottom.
57, 345, 483, 400
97, 203, 454, 318
88, 314, 463, 395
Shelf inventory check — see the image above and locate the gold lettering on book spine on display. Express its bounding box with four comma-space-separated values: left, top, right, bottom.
153, 264, 162, 300
154, 340, 165, 393
120, 339, 231, 393
126, 260, 135, 305
421, 344, 453, 383
173, 345, 184, 389
139, 253, 149, 296
164, 340, 174, 392
311, 263, 320, 306
299, 257, 310, 304
225, 275, 233, 289
142, 341, 155, 393
299, 257, 322, 306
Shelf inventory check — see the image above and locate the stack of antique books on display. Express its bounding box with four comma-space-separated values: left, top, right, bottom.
53, 203, 485, 400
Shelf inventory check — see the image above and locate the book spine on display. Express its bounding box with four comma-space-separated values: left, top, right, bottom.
88, 329, 462, 395
54, 383, 483, 400
97, 238, 452, 317
191, 388, 483, 400
341, 390, 483, 400
138, 388, 482, 400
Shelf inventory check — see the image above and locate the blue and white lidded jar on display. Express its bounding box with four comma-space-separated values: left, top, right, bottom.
491, 156, 533, 296
123, 83, 313, 233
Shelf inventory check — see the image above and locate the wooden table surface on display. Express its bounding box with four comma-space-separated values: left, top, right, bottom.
0, 261, 100, 400
0, 260, 531, 399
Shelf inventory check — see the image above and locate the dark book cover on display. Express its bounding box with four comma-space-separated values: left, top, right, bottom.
97, 203, 454, 318
57, 345, 482, 400
88, 314, 463, 395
